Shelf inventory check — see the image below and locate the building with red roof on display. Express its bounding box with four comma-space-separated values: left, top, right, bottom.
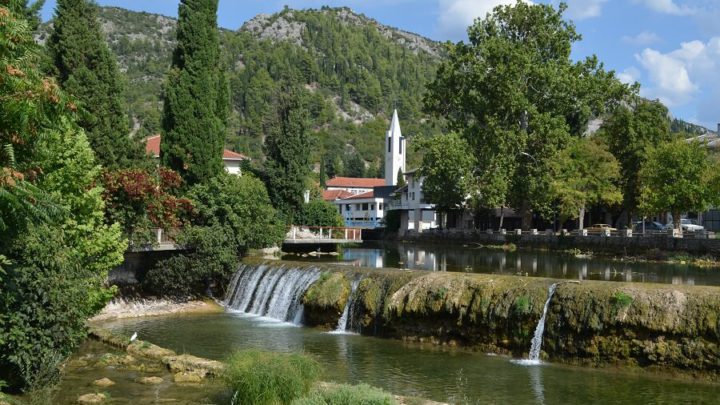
145, 135, 249, 175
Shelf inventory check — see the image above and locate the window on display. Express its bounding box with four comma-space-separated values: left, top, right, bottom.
399, 138, 403, 154
371, 204, 375, 210
345, 204, 351, 211
388, 137, 391, 153
411, 192, 416, 200
362, 203, 369, 210
379, 203, 383, 211
356, 204, 361, 210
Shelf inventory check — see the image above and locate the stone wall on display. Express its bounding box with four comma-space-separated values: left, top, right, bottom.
294, 261, 720, 380
398, 229, 720, 255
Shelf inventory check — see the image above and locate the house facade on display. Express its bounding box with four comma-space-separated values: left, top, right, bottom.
145, 135, 248, 175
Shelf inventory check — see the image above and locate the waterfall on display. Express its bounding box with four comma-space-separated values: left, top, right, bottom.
525, 283, 558, 363
331, 278, 361, 334
223, 264, 321, 324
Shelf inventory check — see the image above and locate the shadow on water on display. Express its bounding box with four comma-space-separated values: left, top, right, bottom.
282, 241, 720, 286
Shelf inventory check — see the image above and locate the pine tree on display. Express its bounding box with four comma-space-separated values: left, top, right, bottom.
47, 0, 145, 169
264, 85, 310, 220
161, 0, 228, 186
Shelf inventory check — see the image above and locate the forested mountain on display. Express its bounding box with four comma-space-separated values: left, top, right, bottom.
39, 6, 442, 175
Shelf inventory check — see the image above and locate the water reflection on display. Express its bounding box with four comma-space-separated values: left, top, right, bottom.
284, 242, 720, 286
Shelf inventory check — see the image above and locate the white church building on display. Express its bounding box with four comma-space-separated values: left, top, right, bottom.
323, 110, 437, 231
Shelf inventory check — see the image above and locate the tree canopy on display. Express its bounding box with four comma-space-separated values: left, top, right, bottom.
161, 0, 228, 186
1, 4, 125, 390
47, 0, 145, 169
424, 1, 630, 228
418, 133, 476, 213
639, 140, 720, 230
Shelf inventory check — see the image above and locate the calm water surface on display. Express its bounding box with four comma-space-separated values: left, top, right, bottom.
102, 312, 719, 404
283, 241, 720, 286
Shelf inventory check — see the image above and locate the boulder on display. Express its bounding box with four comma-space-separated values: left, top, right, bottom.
136, 376, 164, 385
92, 378, 115, 387
173, 371, 204, 384
77, 393, 106, 404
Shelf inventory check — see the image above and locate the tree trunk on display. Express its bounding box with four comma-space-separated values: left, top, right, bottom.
578, 206, 585, 230
673, 211, 681, 231
498, 206, 505, 231
520, 201, 532, 230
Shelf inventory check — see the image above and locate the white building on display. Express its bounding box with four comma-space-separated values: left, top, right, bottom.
391, 169, 437, 233
145, 135, 248, 175
323, 110, 438, 231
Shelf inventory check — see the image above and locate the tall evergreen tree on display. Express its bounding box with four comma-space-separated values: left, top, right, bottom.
161, 0, 228, 186
47, 0, 144, 169
264, 85, 310, 220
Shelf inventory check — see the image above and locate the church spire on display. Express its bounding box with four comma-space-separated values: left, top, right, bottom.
385, 109, 406, 186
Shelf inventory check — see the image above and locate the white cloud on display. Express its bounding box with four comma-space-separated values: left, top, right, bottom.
564, 0, 608, 20
634, 37, 720, 111
437, 0, 531, 40
617, 67, 641, 84
633, 0, 697, 16
622, 31, 661, 46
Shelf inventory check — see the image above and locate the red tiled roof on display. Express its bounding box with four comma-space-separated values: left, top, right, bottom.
325, 177, 385, 188
344, 190, 375, 200
322, 189, 354, 201
145, 134, 161, 157
145, 135, 248, 160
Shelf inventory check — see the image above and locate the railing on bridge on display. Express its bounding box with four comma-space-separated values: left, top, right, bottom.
286, 225, 362, 243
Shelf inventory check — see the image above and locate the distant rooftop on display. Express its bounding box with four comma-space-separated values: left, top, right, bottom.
325, 176, 386, 188
145, 135, 249, 160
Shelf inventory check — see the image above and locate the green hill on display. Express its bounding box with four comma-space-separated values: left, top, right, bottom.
40, 6, 443, 175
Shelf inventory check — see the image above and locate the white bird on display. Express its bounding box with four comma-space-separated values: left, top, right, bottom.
130, 332, 138, 342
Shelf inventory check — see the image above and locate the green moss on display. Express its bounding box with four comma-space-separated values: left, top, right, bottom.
612, 291, 633, 309
513, 296, 531, 314
303, 272, 350, 313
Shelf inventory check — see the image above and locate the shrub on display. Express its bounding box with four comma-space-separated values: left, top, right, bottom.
612, 291, 633, 309
224, 350, 321, 405
514, 296, 531, 314
293, 383, 397, 405
143, 224, 239, 298
297, 199, 344, 227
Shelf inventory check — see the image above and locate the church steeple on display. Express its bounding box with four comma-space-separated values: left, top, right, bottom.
385, 109, 406, 186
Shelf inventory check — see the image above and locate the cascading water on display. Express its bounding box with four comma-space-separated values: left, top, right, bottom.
331, 278, 362, 334
223, 264, 321, 324
521, 283, 558, 364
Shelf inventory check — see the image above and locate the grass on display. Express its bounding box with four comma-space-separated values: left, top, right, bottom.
612, 291, 634, 309
292, 383, 397, 405
224, 350, 321, 405
514, 296, 531, 314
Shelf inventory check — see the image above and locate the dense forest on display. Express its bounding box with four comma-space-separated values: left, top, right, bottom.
38, 6, 442, 175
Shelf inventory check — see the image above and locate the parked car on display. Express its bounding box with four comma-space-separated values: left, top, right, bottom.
663, 219, 705, 231
586, 224, 617, 232
633, 221, 665, 232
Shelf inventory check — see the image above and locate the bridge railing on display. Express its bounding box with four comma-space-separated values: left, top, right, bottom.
287, 225, 362, 241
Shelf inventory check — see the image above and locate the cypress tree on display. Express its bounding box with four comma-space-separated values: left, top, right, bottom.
264, 85, 310, 220
161, 0, 228, 186
47, 0, 144, 169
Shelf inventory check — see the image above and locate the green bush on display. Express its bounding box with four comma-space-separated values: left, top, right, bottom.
293, 383, 397, 405
297, 199, 344, 227
143, 224, 239, 298
224, 350, 321, 405
612, 291, 634, 309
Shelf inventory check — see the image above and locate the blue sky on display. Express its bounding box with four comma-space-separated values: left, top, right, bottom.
40, 0, 720, 130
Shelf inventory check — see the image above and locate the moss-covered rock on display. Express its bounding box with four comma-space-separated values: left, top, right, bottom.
302, 272, 351, 328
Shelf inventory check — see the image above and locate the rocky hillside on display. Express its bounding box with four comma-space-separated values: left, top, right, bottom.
39, 6, 443, 174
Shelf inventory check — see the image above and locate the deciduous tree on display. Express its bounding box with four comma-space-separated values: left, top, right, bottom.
548, 138, 622, 228
424, 2, 629, 228
638, 140, 720, 230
